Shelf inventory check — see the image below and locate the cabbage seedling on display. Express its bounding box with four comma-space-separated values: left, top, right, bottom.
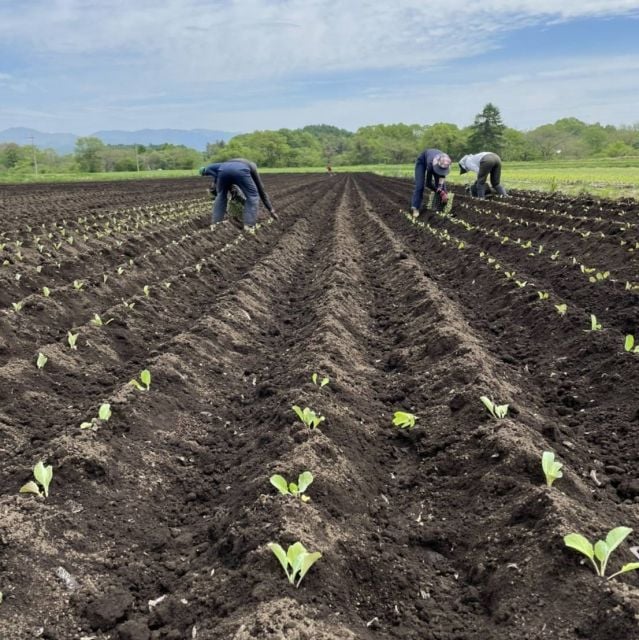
98, 403, 112, 421
268, 541, 322, 588
392, 411, 417, 430
36, 353, 48, 369
311, 373, 329, 388
11, 301, 23, 313
19, 461, 53, 498
67, 331, 79, 350
537, 291, 549, 300
542, 451, 563, 487
624, 335, 639, 353
555, 304, 567, 316
270, 471, 313, 502
292, 406, 324, 429
90, 314, 113, 327
143, 285, 150, 297
564, 527, 639, 580
589, 315, 602, 331
130, 369, 152, 391
480, 396, 508, 419
73, 280, 84, 291
42, 286, 51, 297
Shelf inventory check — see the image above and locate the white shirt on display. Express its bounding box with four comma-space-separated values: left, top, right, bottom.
459, 152, 491, 174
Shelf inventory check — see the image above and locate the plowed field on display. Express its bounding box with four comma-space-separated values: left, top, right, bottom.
0, 174, 638, 640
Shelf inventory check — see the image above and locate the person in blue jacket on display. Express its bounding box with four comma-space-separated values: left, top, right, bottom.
199, 158, 276, 229
410, 149, 452, 216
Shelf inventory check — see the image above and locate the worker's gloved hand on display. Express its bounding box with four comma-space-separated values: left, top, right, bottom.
437, 188, 448, 204
269, 209, 279, 221
208, 186, 217, 198
198, 166, 207, 176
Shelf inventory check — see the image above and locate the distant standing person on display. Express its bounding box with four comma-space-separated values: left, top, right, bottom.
199, 158, 277, 229
411, 149, 452, 216
458, 152, 507, 197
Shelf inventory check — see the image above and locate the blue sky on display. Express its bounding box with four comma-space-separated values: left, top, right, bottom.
1, 0, 639, 134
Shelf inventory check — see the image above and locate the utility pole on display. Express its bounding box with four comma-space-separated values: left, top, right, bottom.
28, 135, 38, 175
135, 145, 140, 172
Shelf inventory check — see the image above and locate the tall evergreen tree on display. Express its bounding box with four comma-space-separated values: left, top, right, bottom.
468, 103, 506, 153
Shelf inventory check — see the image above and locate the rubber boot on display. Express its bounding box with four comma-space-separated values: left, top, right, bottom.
495, 185, 508, 196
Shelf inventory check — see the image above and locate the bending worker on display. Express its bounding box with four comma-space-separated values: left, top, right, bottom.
410, 149, 452, 216
458, 152, 507, 197
199, 158, 276, 228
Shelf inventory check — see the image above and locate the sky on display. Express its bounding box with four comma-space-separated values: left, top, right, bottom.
1, 0, 639, 135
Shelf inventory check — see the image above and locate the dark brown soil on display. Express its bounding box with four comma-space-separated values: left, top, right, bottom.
0, 174, 638, 640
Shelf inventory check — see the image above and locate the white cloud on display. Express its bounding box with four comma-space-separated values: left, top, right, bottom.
1, 1, 639, 131
1, 0, 639, 83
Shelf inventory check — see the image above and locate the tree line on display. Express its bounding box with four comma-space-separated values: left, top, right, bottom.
2, 105, 638, 175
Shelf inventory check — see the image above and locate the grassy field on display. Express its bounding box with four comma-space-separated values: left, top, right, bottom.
338, 157, 639, 199
1, 158, 638, 198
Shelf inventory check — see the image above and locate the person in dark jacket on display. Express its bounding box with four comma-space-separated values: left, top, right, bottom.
411, 149, 452, 216
458, 152, 507, 197
199, 158, 276, 228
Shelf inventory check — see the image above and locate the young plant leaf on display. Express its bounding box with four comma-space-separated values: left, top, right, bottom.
270, 475, 290, 496
541, 451, 563, 487
19, 481, 41, 496
297, 471, 313, 494
268, 543, 292, 582
608, 563, 639, 580
140, 369, 151, 390
36, 353, 48, 369
33, 461, 53, 498
98, 403, 112, 422
392, 411, 417, 430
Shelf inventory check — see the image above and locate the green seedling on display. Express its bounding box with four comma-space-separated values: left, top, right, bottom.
588, 271, 610, 283
392, 411, 417, 430
117, 266, 125, 275
564, 527, 639, 580
270, 471, 314, 502
292, 406, 324, 429
542, 451, 563, 487
98, 403, 112, 421
121, 298, 136, 310
143, 285, 150, 297
555, 304, 568, 316
36, 353, 48, 370
515, 280, 528, 288
624, 335, 639, 353
130, 369, 152, 391
11, 301, 23, 313
480, 396, 509, 420
67, 331, 79, 350
537, 291, 549, 300
72, 280, 84, 290
589, 314, 602, 331
268, 541, 322, 588
42, 286, 51, 297
19, 461, 53, 498
90, 314, 113, 327
311, 373, 329, 388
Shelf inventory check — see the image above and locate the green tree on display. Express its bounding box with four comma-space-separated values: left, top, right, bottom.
468, 103, 506, 153
75, 136, 105, 172
420, 123, 468, 159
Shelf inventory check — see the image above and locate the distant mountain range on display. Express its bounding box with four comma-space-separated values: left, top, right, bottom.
0, 127, 239, 154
